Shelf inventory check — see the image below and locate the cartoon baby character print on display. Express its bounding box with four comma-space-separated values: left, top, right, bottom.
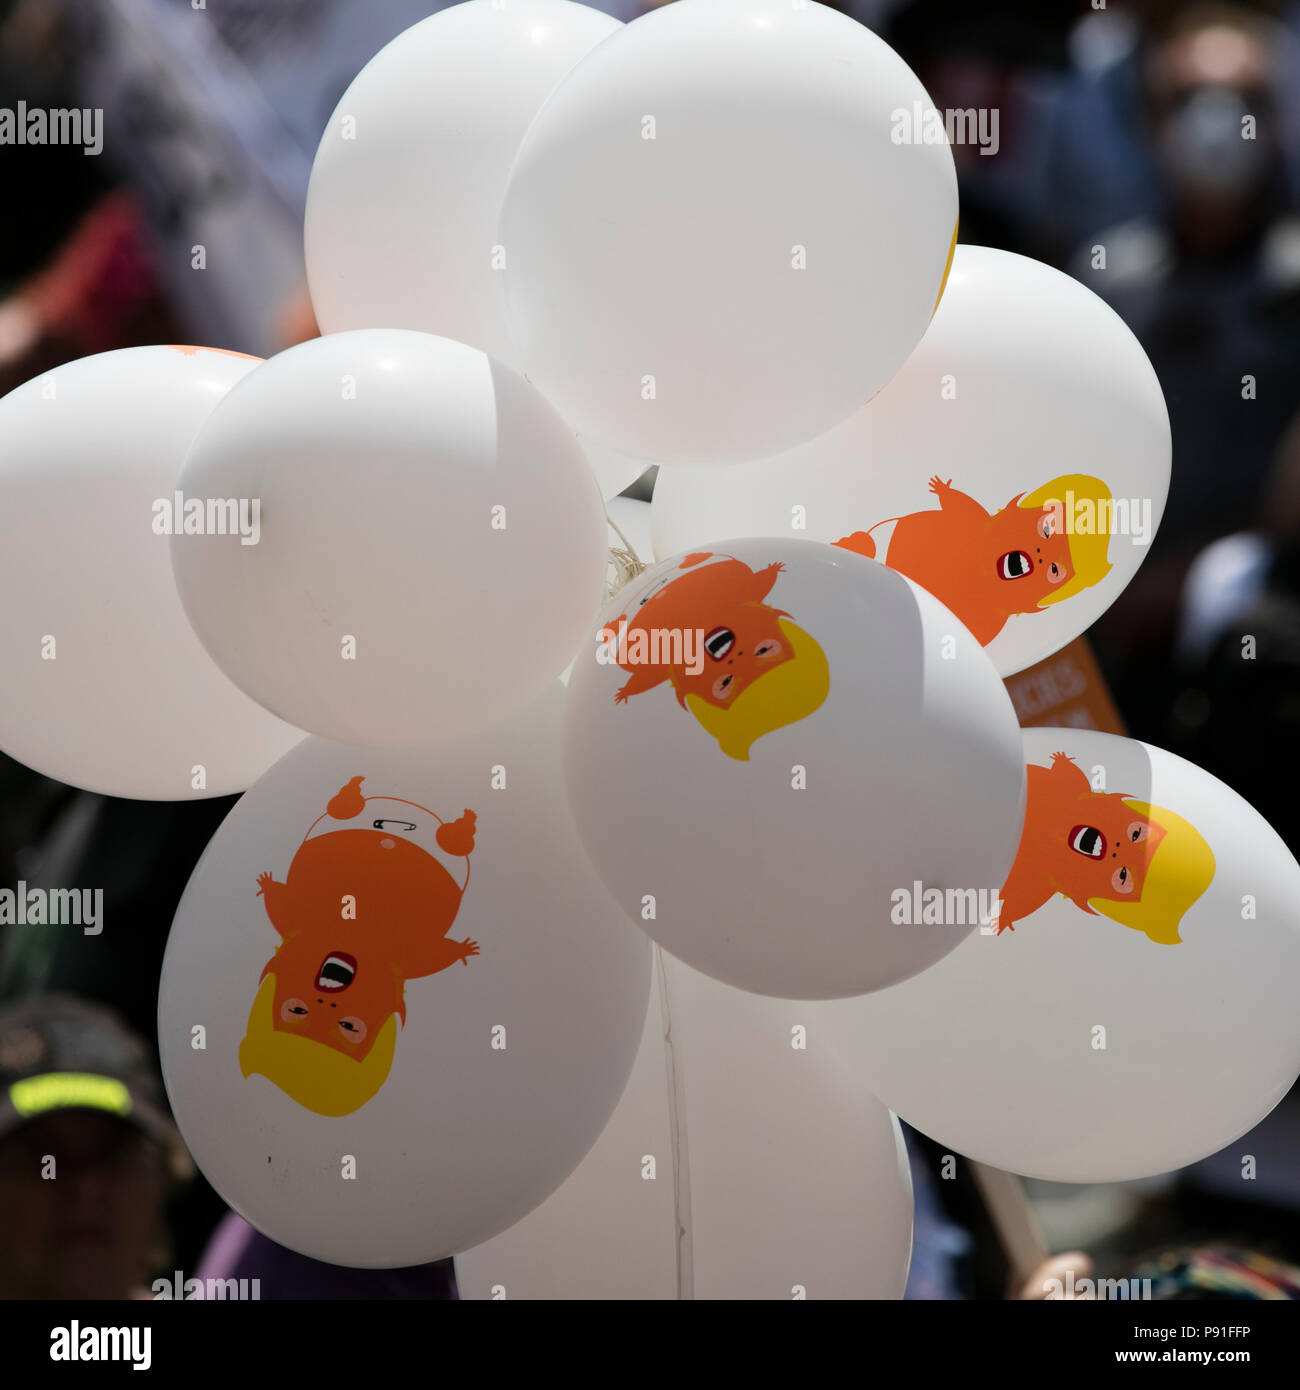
995, 751, 1215, 944
600, 552, 830, 762
239, 776, 478, 1116
834, 474, 1114, 647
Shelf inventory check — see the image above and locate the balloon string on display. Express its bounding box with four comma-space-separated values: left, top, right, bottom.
655, 946, 695, 1300
606, 526, 697, 1296
606, 511, 648, 600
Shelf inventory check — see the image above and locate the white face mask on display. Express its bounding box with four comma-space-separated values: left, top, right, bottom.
1159, 86, 1270, 197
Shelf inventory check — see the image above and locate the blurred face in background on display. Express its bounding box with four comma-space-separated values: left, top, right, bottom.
0, 1110, 167, 1299
1145, 11, 1282, 250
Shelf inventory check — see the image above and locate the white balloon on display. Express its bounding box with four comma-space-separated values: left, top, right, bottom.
171, 330, 607, 748
826, 729, 1300, 1182
0, 345, 304, 799
305, 0, 621, 362
304, 0, 650, 504
652, 246, 1171, 675
158, 686, 651, 1266
563, 538, 1026, 998
499, 0, 958, 465
457, 948, 913, 1299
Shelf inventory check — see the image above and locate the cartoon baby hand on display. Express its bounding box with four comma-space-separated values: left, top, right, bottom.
457, 939, 480, 964
928, 475, 953, 495
256, 872, 274, 896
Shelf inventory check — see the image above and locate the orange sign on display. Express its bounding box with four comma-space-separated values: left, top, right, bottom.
1003, 636, 1126, 735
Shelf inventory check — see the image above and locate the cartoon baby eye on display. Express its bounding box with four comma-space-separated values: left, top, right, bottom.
1112, 865, 1135, 894
1039, 512, 1056, 540
280, 999, 309, 1022
1045, 561, 1068, 585
712, 672, 736, 700
338, 1017, 368, 1044
1069, 824, 1106, 858
754, 638, 784, 660
1126, 822, 1149, 843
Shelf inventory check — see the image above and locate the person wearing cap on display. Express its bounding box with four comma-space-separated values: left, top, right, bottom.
0, 993, 190, 1299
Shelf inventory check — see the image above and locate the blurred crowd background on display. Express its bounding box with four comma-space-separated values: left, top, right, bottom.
1, 0, 1299, 1300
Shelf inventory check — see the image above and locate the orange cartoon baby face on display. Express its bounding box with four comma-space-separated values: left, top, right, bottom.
1057, 795, 1167, 906
605, 555, 794, 707
687, 604, 793, 707
601, 552, 830, 761
988, 503, 1073, 604
263, 933, 389, 1062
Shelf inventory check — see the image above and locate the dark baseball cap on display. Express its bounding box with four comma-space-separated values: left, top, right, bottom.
0, 993, 190, 1177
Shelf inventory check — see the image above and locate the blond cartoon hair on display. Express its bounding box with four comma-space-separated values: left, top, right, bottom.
1088, 801, 1216, 945
239, 975, 398, 1117
1020, 473, 1114, 606
685, 617, 829, 762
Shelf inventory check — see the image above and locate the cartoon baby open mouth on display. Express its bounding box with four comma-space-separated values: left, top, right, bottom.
997, 549, 1033, 580
315, 952, 357, 992
1069, 824, 1105, 857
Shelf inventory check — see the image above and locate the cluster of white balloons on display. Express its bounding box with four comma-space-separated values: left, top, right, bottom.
1, 0, 1298, 1294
